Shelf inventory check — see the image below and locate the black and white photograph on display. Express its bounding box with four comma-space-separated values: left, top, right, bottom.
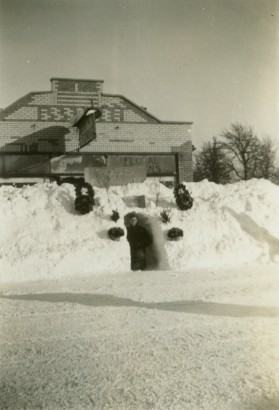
0, 0, 278, 409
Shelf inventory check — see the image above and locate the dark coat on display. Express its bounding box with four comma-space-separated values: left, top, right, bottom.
127, 224, 153, 251
127, 224, 153, 271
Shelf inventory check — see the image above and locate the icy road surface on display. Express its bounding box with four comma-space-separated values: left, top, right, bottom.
1, 266, 279, 410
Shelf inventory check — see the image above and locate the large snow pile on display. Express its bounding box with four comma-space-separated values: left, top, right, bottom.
0, 179, 278, 283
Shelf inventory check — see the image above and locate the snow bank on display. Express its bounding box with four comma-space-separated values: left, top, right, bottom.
0, 179, 278, 283
168, 179, 279, 270
0, 183, 130, 283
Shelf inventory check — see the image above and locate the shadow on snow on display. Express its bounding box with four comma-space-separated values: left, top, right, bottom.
1, 293, 279, 318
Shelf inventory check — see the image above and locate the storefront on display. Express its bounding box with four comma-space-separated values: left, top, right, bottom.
0, 77, 193, 185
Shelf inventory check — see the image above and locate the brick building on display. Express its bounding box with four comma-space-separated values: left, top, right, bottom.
0, 78, 193, 184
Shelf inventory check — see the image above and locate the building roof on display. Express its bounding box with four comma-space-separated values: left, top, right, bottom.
50, 77, 104, 83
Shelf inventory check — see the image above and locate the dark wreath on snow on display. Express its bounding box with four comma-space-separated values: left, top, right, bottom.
167, 227, 184, 240
74, 194, 94, 215
173, 183, 194, 211
75, 182, 95, 200
108, 227, 125, 240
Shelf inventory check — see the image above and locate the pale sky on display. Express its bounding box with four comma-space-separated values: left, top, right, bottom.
0, 0, 278, 147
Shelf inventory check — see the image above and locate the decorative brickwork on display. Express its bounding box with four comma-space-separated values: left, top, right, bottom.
100, 95, 159, 124
56, 80, 75, 92
0, 77, 193, 181
78, 81, 102, 93
38, 106, 80, 122
0, 93, 34, 120
0, 80, 159, 125
56, 93, 99, 108
5, 107, 39, 121
51, 78, 103, 95
30, 93, 57, 105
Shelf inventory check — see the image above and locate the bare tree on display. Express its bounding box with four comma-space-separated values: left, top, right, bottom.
194, 137, 232, 184
154, 179, 162, 206
95, 168, 113, 202
272, 168, 279, 185
256, 137, 278, 181
220, 123, 260, 180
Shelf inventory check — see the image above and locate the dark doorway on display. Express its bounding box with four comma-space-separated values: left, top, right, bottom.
124, 212, 159, 271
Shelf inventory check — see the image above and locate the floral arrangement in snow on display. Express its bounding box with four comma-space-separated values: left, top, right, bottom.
108, 227, 125, 241
167, 227, 184, 241
111, 209, 120, 223
74, 195, 94, 215
160, 209, 171, 224
173, 184, 193, 211
74, 182, 95, 215
75, 182, 95, 200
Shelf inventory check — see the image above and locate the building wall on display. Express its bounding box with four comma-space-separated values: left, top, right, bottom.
0, 78, 159, 124
0, 121, 191, 152
0, 121, 77, 153
0, 78, 193, 181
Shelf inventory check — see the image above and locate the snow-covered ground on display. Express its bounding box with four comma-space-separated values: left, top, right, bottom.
0, 179, 278, 409
0, 178, 278, 283
0, 266, 279, 409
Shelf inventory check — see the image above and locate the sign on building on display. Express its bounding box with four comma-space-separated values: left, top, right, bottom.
107, 155, 176, 175
71, 107, 102, 149
84, 165, 146, 187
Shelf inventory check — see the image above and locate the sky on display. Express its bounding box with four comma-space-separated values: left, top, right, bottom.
0, 0, 278, 147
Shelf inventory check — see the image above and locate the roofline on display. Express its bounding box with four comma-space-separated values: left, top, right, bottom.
0, 88, 193, 125
103, 94, 192, 124
161, 121, 193, 125
102, 93, 161, 123
0, 92, 51, 119
50, 77, 104, 83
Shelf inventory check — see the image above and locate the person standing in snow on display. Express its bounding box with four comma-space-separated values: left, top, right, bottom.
126, 213, 153, 271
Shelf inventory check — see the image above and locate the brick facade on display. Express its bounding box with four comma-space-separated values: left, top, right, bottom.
0, 78, 193, 182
